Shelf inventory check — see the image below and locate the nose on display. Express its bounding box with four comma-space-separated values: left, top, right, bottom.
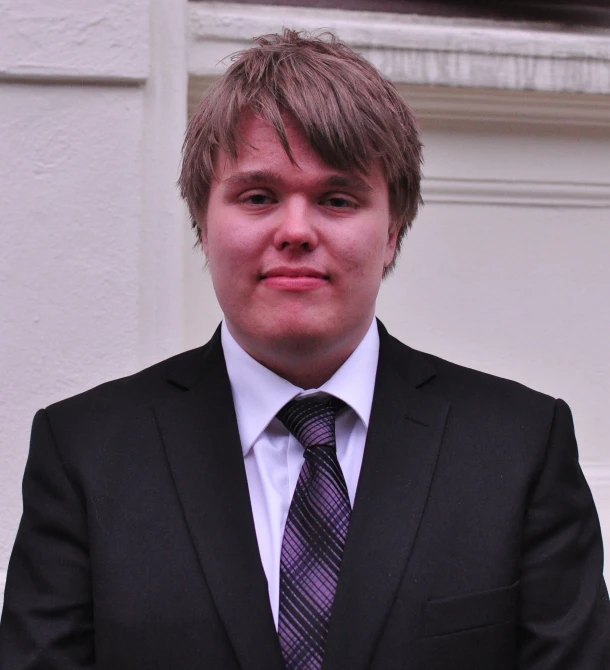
273, 198, 319, 252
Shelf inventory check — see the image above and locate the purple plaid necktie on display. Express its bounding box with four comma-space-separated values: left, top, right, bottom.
276, 394, 351, 670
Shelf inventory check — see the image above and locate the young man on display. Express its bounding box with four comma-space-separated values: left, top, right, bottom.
1, 30, 608, 670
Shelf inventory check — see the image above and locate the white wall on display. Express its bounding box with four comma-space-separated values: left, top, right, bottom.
0, 83, 143, 548
0, 0, 188, 607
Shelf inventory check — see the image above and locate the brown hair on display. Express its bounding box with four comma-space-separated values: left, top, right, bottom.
179, 29, 423, 274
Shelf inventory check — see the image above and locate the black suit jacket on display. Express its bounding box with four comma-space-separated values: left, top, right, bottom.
1, 322, 608, 669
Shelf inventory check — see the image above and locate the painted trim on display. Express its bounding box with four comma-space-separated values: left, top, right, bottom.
189, 2, 610, 94
0, 1, 150, 84
423, 177, 610, 208
137, 0, 191, 368
398, 85, 610, 128
189, 76, 610, 131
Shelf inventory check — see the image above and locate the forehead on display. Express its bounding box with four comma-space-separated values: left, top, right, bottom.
214, 111, 386, 190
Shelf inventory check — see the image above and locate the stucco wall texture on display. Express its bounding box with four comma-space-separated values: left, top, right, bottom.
0, 82, 144, 544
0, 0, 159, 604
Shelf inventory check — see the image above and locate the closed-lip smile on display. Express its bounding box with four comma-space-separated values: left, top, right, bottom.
261, 266, 328, 279
260, 266, 329, 291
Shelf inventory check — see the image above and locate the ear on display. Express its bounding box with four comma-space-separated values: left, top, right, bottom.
200, 225, 209, 256
383, 225, 399, 269
194, 211, 208, 256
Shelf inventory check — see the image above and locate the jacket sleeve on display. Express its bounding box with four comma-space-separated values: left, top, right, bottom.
518, 398, 610, 669
0, 409, 94, 669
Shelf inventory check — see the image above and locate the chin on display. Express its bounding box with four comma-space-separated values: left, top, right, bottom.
259, 318, 334, 352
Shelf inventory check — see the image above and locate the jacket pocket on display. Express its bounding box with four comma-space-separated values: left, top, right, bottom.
423, 580, 519, 637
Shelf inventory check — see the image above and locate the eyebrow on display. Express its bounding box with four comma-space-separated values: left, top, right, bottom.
221, 169, 374, 193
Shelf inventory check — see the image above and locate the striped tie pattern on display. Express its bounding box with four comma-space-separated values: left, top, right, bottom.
276, 395, 350, 670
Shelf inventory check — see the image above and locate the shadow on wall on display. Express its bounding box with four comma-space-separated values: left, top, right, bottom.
190, 0, 610, 28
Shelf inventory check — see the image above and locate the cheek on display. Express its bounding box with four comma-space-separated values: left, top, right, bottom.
207, 227, 255, 266
334, 231, 390, 277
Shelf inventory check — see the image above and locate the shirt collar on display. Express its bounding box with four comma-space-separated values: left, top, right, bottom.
222, 319, 380, 456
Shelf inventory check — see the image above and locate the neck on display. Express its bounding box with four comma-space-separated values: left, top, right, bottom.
227, 322, 372, 389
260, 351, 346, 390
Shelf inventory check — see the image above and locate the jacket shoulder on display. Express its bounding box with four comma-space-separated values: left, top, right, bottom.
44, 343, 211, 429
387, 333, 558, 421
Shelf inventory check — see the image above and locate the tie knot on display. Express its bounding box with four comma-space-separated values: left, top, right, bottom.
277, 395, 345, 450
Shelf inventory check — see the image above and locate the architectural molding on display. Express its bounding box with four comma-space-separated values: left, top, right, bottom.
189, 2, 610, 95
0, 0, 149, 84
423, 177, 610, 208
397, 85, 610, 128
137, 0, 190, 367
189, 75, 610, 130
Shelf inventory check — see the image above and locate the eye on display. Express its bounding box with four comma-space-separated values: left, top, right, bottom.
242, 193, 274, 206
323, 195, 359, 209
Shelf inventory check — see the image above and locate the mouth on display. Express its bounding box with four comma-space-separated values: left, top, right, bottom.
261, 267, 329, 280
259, 267, 329, 290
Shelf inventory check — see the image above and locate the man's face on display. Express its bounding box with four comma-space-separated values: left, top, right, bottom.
202, 111, 397, 367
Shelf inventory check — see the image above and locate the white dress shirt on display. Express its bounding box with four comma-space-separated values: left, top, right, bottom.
221, 319, 380, 629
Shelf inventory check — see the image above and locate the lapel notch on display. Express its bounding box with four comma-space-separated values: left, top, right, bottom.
153, 329, 285, 670
323, 325, 450, 670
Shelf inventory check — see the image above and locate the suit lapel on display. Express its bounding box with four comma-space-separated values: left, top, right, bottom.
153, 330, 285, 670
323, 324, 450, 670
